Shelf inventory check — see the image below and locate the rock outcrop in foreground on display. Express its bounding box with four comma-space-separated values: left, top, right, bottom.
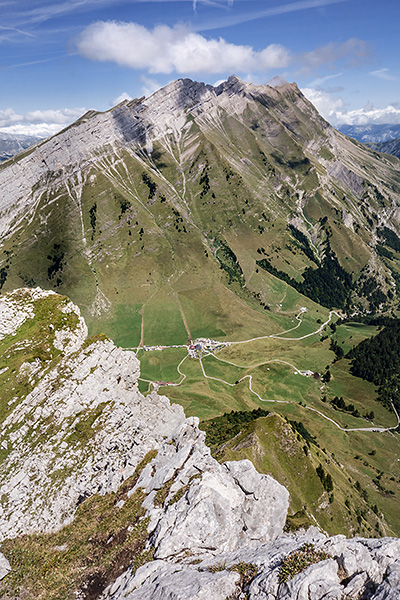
102, 533, 400, 600
0, 288, 398, 599
0, 289, 287, 545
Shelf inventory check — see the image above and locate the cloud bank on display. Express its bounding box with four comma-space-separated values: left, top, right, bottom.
75, 20, 371, 82
0, 107, 85, 138
302, 88, 400, 126
300, 38, 370, 71
75, 21, 290, 74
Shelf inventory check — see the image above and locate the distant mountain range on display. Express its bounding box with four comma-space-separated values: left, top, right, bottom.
338, 123, 400, 143
0, 132, 41, 162
367, 137, 400, 159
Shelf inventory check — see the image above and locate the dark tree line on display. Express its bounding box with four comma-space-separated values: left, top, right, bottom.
346, 320, 400, 387
200, 408, 269, 449
256, 239, 352, 309
377, 226, 400, 252
216, 239, 244, 285
346, 319, 400, 413
287, 225, 318, 264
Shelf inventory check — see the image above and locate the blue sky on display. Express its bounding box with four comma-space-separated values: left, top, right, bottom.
1, 0, 399, 137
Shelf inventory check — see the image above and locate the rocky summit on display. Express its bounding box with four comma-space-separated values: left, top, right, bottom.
0, 288, 398, 599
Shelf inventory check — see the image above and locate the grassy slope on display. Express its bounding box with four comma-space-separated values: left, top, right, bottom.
0, 292, 79, 430
160, 317, 400, 536
207, 412, 398, 538
2, 85, 400, 347
0, 451, 157, 600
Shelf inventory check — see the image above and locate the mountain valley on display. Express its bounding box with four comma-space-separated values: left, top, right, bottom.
0, 133, 41, 163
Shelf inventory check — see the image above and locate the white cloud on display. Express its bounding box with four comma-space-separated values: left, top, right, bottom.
75, 20, 371, 83
197, 0, 347, 32
301, 87, 345, 122
0, 108, 23, 128
369, 68, 397, 81
299, 38, 370, 74
0, 107, 85, 138
111, 92, 133, 106
335, 105, 400, 126
0, 123, 66, 137
306, 72, 343, 87
140, 76, 161, 97
213, 78, 226, 87
25, 108, 85, 124
302, 87, 400, 126
75, 21, 291, 74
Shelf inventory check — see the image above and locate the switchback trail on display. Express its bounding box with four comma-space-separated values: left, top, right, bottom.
229, 310, 340, 345
198, 354, 400, 434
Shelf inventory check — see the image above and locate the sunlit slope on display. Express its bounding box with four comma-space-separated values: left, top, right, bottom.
200, 411, 399, 538
1, 77, 400, 344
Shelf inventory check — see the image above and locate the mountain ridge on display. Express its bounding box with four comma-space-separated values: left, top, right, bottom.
338, 123, 400, 144
0, 132, 42, 163
1, 75, 400, 343
367, 137, 400, 160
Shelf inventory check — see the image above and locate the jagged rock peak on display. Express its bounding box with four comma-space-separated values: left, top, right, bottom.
143, 77, 214, 110
141, 74, 299, 110
214, 74, 248, 95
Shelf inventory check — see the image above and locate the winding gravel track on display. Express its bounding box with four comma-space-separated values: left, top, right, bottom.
136, 309, 399, 434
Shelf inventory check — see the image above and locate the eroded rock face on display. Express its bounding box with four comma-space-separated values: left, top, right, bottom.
102, 531, 400, 600
130, 421, 288, 560
0, 289, 185, 539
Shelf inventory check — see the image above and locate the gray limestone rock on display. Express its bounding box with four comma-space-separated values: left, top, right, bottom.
0, 553, 11, 580
0, 289, 185, 539
129, 419, 289, 560
277, 559, 342, 600
101, 532, 400, 600
371, 561, 400, 600
104, 560, 240, 600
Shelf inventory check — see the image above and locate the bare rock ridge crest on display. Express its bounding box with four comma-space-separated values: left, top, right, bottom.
0, 288, 398, 599
0, 74, 366, 239
0, 75, 305, 238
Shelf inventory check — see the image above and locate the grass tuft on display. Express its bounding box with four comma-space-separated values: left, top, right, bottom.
278, 543, 329, 583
